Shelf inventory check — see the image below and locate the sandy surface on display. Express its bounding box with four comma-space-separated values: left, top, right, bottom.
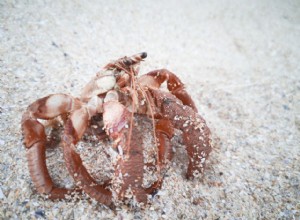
1, 0, 300, 219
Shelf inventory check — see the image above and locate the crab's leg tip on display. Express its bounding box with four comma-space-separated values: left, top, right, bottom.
140, 52, 147, 59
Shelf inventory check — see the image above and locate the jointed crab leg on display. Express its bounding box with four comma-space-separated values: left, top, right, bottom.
139, 69, 198, 111
112, 117, 149, 203
112, 118, 174, 203
62, 98, 114, 207
21, 94, 82, 199
143, 118, 175, 197
102, 98, 174, 203
155, 119, 174, 170
150, 89, 212, 179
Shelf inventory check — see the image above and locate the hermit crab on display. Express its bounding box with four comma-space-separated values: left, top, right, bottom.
21, 52, 212, 208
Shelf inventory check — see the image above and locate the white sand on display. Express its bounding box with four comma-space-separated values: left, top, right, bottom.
1, 0, 299, 219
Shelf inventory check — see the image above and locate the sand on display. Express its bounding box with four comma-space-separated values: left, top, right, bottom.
0, 0, 299, 219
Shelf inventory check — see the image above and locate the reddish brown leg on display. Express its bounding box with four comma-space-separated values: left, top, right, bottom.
144, 119, 174, 195
150, 89, 212, 179
102, 101, 149, 203
113, 121, 149, 203
155, 119, 174, 167
110, 118, 174, 203
21, 94, 82, 199
62, 107, 114, 208
102, 100, 174, 204
139, 69, 198, 111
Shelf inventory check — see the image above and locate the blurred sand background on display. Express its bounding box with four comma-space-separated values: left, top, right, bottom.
0, 0, 299, 219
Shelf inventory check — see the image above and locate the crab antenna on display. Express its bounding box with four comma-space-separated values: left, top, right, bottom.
125, 66, 137, 156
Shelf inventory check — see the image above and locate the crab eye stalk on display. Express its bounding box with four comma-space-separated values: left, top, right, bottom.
140, 52, 147, 59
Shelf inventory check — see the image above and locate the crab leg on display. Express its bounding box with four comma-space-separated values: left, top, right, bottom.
102, 97, 149, 203
150, 89, 212, 179
112, 119, 173, 202
113, 120, 149, 203
155, 119, 174, 170
143, 118, 175, 197
139, 69, 198, 111
21, 94, 82, 199
103, 96, 174, 203
62, 98, 114, 208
